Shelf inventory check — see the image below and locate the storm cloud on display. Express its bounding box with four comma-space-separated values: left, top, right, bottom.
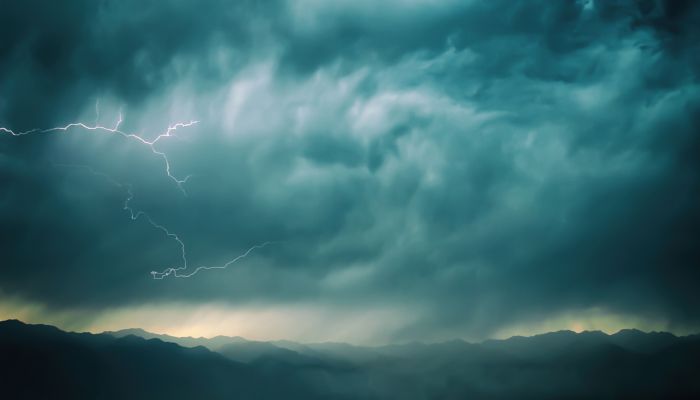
1, 0, 699, 342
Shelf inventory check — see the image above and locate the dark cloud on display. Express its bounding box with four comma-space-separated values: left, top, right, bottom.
1, 0, 699, 340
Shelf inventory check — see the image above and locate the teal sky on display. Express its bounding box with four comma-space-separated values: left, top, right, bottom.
1, 0, 699, 343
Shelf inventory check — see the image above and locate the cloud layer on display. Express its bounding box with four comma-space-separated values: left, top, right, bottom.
1, 0, 699, 341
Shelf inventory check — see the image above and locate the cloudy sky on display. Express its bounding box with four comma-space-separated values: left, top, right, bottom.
1, 0, 698, 344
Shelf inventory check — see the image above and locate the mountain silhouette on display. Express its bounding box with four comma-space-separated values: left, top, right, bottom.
0, 320, 321, 400
3, 319, 700, 399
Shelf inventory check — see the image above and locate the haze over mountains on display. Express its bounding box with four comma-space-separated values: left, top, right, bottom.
3, 319, 699, 399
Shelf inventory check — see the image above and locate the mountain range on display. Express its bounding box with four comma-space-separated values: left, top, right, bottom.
2, 319, 699, 399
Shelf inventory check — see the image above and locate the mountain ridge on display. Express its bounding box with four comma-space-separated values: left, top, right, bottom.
105, 324, 697, 348
3, 319, 700, 399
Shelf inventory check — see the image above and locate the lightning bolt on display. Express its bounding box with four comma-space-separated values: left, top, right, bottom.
150, 242, 274, 279
3, 102, 273, 280
0, 103, 198, 194
56, 163, 272, 280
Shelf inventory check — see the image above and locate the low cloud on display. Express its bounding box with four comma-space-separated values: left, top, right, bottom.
1, 0, 699, 341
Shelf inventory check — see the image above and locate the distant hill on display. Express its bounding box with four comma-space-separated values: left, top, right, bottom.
105, 328, 250, 351
0, 320, 323, 400
4, 319, 700, 399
